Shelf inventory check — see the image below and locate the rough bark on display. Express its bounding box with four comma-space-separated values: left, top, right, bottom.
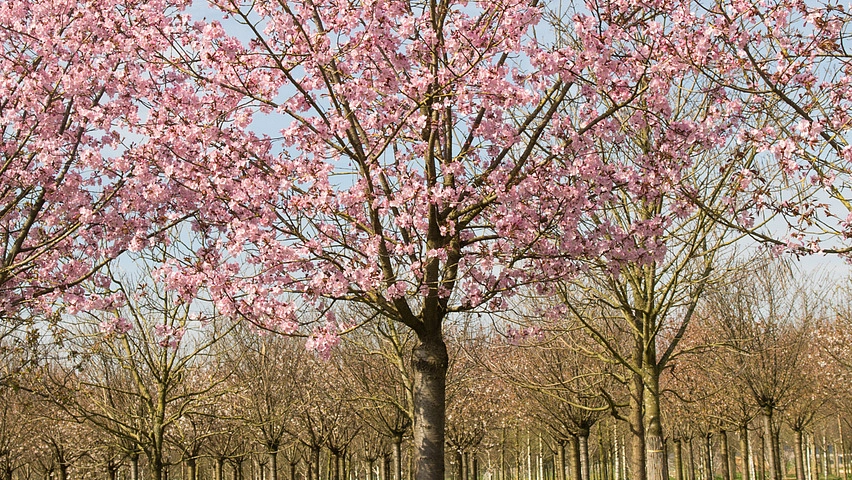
674, 440, 684, 480
412, 335, 449, 480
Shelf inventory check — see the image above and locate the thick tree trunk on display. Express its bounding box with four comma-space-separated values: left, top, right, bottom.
795, 430, 806, 480
762, 409, 781, 480
740, 426, 751, 480
412, 335, 449, 480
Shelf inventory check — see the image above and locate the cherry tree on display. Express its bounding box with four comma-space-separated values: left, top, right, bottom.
0, 0, 220, 322
692, 0, 852, 254
146, 0, 729, 476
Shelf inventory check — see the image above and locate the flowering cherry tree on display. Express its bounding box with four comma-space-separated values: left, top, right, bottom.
146, 0, 731, 475
0, 0, 211, 319
693, 0, 852, 254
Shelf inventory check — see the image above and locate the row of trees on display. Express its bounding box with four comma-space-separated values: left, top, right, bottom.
5, 0, 852, 478
2, 259, 850, 480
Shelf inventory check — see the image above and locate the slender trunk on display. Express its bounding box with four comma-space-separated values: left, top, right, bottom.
630, 368, 647, 480
187, 458, 197, 480
412, 335, 449, 480
674, 440, 683, 480
740, 426, 751, 480
572, 436, 582, 480
333, 452, 341, 480
502, 429, 507, 480
312, 448, 321, 480
762, 409, 780, 480
704, 434, 712, 480
474, 454, 480, 480
645, 371, 666, 480
130, 454, 140, 480
580, 433, 591, 480
795, 430, 806, 480
216, 459, 224, 480
615, 429, 621, 480
839, 417, 848, 480
270, 449, 279, 480
150, 453, 164, 480
394, 437, 403, 480
720, 431, 731, 480
558, 440, 567, 480
687, 438, 696, 480
381, 454, 388, 480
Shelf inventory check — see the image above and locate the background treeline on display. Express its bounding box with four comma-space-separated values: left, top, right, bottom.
2, 256, 851, 480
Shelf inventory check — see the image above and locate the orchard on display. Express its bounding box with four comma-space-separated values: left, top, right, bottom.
2, 0, 852, 479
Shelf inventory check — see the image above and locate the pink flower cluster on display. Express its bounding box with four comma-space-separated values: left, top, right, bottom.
505, 325, 545, 345
154, 324, 185, 349
305, 322, 341, 361
99, 317, 133, 336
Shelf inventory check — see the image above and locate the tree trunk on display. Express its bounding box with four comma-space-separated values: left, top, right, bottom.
216, 459, 225, 480
720, 431, 731, 480
795, 430, 806, 480
674, 440, 684, 480
688, 438, 696, 480
644, 371, 666, 480
580, 432, 591, 480
704, 434, 713, 480
394, 436, 403, 480
412, 335, 449, 480
270, 449, 279, 480
572, 436, 582, 480
312, 447, 321, 480
630, 368, 647, 480
762, 409, 781, 480
333, 452, 341, 480
740, 426, 751, 480
187, 458, 197, 480
130, 454, 140, 480
558, 440, 567, 480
